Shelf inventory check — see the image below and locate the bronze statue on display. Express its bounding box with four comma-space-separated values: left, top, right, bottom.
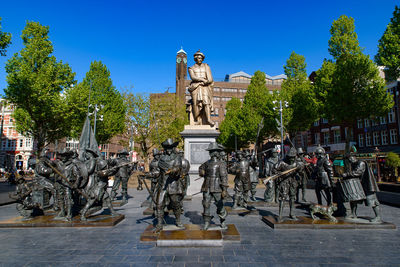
229, 151, 251, 209
9, 176, 37, 219
110, 149, 134, 204
296, 147, 308, 203
263, 148, 279, 203
339, 152, 382, 222
199, 142, 228, 230
143, 148, 162, 209
188, 50, 215, 126
312, 146, 333, 206
274, 148, 303, 222
154, 138, 184, 230
246, 151, 259, 202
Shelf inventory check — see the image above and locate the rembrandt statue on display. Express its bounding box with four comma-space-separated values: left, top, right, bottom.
188, 50, 215, 126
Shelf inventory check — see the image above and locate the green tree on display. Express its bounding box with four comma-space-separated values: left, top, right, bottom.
375, 6, 400, 81
218, 97, 245, 150
316, 15, 393, 151
280, 52, 318, 136
124, 93, 187, 164
4, 21, 75, 153
65, 61, 126, 144
0, 17, 11, 56
386, 151, 400, 179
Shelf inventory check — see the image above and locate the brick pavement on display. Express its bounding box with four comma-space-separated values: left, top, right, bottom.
0, 188, 399, 267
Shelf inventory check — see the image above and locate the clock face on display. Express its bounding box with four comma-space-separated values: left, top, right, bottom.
176, 58, 182, 63
183, 58, 187, 64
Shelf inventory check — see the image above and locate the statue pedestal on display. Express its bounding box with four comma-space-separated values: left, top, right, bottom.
180, 125, 220, 196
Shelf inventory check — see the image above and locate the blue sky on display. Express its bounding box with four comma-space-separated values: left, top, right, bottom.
0, 0, 398, 95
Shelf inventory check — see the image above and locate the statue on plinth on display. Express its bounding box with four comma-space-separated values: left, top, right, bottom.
187, 50, 215, 126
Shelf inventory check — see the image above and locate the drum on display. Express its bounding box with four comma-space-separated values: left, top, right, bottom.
338, 178, 366, 202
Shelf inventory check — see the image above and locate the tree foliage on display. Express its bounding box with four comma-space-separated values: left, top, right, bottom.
375, 5, 400, 81
280, 52, 318, 135
4, 21, 75, 153
65, 61, 126, 144
218, 71, 277, 150
124, 93, 187, 160
316, 15, 393, 124
0, 17, 11, 56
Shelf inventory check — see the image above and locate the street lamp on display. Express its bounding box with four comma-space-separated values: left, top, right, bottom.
88, 104, 104, 137
273, 100, 288, 158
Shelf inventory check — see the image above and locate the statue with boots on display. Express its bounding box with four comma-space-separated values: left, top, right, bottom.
178, 150, 190, 199
199, 142, 228, 230
9, 176, 37, 219
188, 50, 215, 126
143, 148, 161, 209
53, 148, 82, 221
229, 151, 251, 209
246, 151, 259, 202
296, 148, 308, 203
340, 152, 382, 223
275, 148, 303, 222
110, 149, 134, 204
263, 147, 279, 203
81, 158, 119, 221
312, 146, 333, 206
154, 138, 184, 230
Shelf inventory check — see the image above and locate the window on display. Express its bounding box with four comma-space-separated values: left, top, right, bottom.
373, 131, 380, 146
1, 140, 5, 150
372, 120, 378, 126
6, 139, 10, 148
213, 96, 220, 102
239, 89, 247, 93
388, 108, 395, 123
25, 138, 31, 148
314, 133, 320, 145
19, 139, 23, 148
323, 132, 329, 145
358, 134, 364, 147
213, 87, 220, 93
380, 116, 387, 125
334, 130, 341, 144
357, 119, 363, 128
214, 108, 219, 116
366, 132, 372, 146
390, 129, 398, 144
314, 120, 319, 127
322, 118, 328, 124
364, 119, 370, 127
381, 130, 388, 145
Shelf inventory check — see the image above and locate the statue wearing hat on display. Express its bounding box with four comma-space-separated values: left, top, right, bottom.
263, 147, 279, 203
110, 149, 134, 204
312, 146, 334, 206
229, 150, 251, 209
198, 142, 228, 230
154, 138, 184, 230
339, 147, 382, 222
274, 147, 303, 222
188, 50, 215, 126
143, 148, 162, 208
296, 147, 309, 203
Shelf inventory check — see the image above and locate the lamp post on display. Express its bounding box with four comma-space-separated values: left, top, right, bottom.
88, 104, 104, 137
273, 100, 288, 159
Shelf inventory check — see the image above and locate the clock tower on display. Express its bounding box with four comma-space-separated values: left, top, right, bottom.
176, 47, 187, 100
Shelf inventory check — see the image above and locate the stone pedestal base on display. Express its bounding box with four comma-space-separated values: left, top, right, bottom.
0, 213, 125, 228
180, 125, 220, 196
262, 215, 396, 229
140, 224, 240, 246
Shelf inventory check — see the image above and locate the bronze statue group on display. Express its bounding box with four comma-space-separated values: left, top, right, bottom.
11, 138, 382, 229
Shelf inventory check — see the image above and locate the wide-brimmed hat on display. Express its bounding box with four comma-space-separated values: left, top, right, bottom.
287, 147, 297, 158
85, 148, 99, 158
297, 147, 304, 154
118, 149, 129, 155
58, 148, 74, 157
161, 138, 179, 148
194, 50, 205, 59
206, 142, 223, 152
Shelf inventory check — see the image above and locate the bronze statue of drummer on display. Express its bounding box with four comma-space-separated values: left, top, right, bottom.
339, 152, 382, 222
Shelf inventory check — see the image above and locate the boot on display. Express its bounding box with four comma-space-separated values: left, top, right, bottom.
175, 211, 184, 228
289, 199, 297, 220
203, 215, 211, 230
370, 206, 382, 223
232, 196, 239, 209
301, 188, 307, 202
278, 201, 284, 222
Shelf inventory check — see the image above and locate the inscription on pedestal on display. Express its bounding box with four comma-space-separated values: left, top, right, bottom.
190, 143, 210, 164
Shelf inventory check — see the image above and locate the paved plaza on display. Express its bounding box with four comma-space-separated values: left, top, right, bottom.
0, 187, 399, 267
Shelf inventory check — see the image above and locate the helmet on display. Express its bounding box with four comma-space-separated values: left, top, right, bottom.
297, 148, 304, 155
287, 148, 297, 158
315, 146, 325, 155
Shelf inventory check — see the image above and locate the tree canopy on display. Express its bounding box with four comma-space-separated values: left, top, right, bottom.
375, 5, 400, 81
4, 21, 75, 153
0, 17, 11, 56
65, 61, 126, 144
280, 52, 318, 135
